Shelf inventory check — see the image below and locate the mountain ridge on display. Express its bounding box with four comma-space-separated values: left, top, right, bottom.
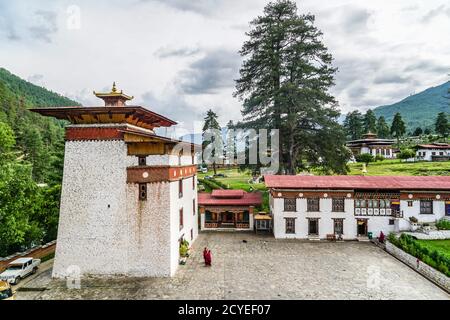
373, 81, 450, 132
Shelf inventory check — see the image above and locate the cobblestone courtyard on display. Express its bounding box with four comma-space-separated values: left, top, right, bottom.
17, 232, 449, 300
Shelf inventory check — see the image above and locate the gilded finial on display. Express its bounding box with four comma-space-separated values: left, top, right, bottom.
112, 82, 117, 93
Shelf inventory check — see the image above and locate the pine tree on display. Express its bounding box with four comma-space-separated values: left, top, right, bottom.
435, 112, 449, 139
390, 112, 406, 147
234, 0, 349, 174
343, 111, 364, 140
412, 127, 423, 136
363, 109, 377, 134
202, 109, 222, 175
376, 116, 390, 138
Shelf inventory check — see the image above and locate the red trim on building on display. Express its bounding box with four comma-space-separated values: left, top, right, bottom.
66, 127, 123, 141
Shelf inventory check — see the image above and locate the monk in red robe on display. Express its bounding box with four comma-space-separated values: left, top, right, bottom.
203, 247, 208, 266
205, 249, 212, 266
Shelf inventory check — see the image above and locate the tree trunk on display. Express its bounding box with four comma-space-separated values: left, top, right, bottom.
213, 162, 217, 175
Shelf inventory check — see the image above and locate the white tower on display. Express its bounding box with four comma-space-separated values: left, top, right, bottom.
32, 84, 199, 278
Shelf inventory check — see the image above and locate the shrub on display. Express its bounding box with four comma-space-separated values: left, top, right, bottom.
179, 243, 189, 257
398, 148, 416, 160
355, 153, 374, 165
436, 219, 450, 230
374, 154, 385, 162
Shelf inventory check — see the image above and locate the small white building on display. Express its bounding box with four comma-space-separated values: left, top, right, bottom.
32, 84, 199, 278
265, 175, 450, 240
415, 143, 450, 161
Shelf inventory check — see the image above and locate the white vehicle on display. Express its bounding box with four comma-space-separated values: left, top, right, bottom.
200, 167, 208, 173
0, 257, 41, 285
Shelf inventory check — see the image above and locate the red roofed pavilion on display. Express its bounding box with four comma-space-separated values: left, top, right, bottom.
198, 190, 263, 230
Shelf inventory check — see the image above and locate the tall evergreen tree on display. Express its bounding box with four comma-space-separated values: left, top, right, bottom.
202, 109, 222, 175
412, 127, 423, 136
343, 111, 364, 140
363, 109, 377, 133
234, 0, 349, 174
390, 112, 406, 146
434, 112, 449, 139
376, 116, 390, 138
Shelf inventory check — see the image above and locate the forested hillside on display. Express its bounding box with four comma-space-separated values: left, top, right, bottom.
373, 81, 450, 132
0, 67, 80, 256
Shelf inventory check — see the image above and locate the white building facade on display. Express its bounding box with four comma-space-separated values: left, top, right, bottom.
415, 143, 450, 161
265, 175, 450, 240
32, 85, 199, 278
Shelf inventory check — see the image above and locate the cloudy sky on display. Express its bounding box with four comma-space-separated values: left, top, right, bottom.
1, 0, 449, 135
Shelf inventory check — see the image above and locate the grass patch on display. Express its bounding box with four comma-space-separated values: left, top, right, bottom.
348, 160, 450, 176
416, 240, 450, 259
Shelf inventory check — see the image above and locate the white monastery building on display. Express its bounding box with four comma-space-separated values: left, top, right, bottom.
415, 143, 450, 161
347, 132, 396, 159
265, 175, 450, 240
32, 83, 199, 278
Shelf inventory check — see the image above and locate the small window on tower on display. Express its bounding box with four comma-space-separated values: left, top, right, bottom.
139, 183, 147, 201
179, 179, 183, 198
138, 156, 146, 166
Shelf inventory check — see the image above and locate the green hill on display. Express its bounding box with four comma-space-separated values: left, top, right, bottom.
0, 67, 80, 183
373, 81, 450, 132
0, 67, 81, 256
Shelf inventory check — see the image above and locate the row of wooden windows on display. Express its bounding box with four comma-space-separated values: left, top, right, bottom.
285, 218, 345, 235
355, 199, 391, 209
283, 198, 345, 212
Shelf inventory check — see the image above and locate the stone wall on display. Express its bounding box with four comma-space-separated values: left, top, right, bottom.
385, 241, 450, 293
0, 241, 56, 272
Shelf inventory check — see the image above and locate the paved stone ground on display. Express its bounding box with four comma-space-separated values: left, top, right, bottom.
16, 232, 449, 300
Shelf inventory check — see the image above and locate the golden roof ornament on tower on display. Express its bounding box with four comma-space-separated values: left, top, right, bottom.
93, 82, 134, 106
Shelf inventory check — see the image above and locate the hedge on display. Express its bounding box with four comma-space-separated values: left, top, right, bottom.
388, 233, 450, 277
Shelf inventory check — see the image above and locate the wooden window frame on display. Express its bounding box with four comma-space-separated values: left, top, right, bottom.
332, 198, 345, 212
285, 218, 296, 234
179, 179, 183, 198
193, 199, 196, 215
179, 208, 184, 230
307, 198, 320, 212
333, 218, 344, 235
307, 218, 319, 235
138, 156, 146, 166
420, 200, 433, 215
284, 198, 296, 212
139, 183, 147, 201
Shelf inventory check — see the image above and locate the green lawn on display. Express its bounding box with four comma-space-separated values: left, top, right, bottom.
416, 240, 450, 259
348, 160, 450, 176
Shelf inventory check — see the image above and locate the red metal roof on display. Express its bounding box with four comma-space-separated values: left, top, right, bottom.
264, 175, 450, 191
198, 191, 262, 206
416, 144, 450, 150
211, 190, 245, 198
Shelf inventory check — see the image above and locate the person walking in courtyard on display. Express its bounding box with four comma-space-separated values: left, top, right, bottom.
203, 247, 208, 266
205, 249, 212, 267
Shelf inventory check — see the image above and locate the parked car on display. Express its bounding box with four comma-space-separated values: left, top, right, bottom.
200, 167, 208, 173
0, 281, 15, 300
214, 173, 226, 178
0, 257, 41, 285
204, 175, 213, 180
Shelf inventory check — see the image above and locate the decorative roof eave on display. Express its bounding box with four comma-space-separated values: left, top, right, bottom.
30, 106, 177, 129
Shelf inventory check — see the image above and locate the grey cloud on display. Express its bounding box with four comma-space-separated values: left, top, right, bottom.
28, 10, 58, 43
404, 60, 450, 74
154, 46, 200, 59
140, 90, 203, 126
422, 5, 450, 23
373, 74, 410, 84
144, 0, 222, 15
342, 7, 371, 33
176, 49, 241, 95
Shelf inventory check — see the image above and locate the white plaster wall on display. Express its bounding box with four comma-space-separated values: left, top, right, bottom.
416, 149, 450, 161
53, 139, 198, 278
125, 182, 172, 276
168, 155, 194, 166
271, 196, 397, 239
53, 140, 136, 278
168, 175, 198, 275
400, 200, 446, 223
146, 155, 170, 166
